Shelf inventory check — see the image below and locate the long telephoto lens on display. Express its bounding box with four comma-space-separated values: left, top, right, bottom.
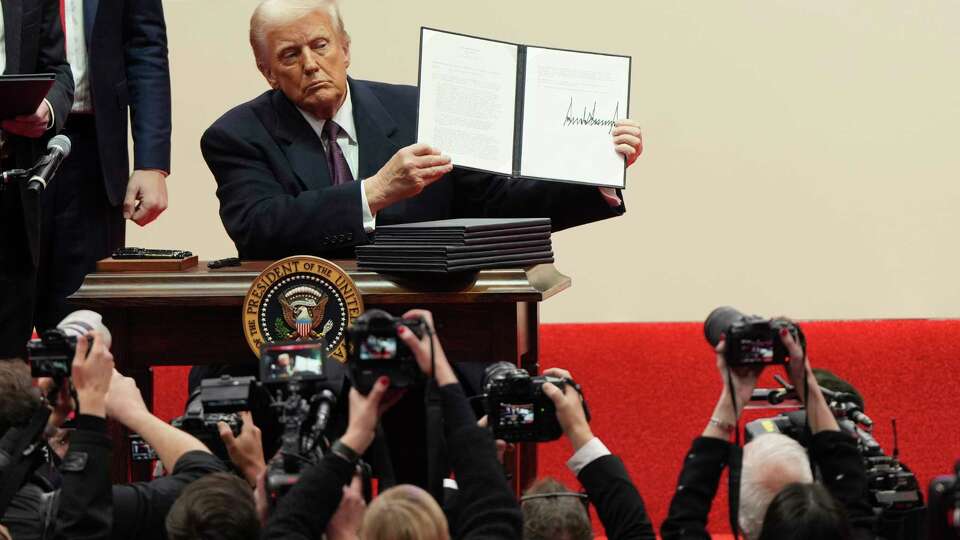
703, 306, 744, 347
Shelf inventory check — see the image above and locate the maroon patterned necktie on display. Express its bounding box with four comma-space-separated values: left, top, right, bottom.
323, 120, 354, 186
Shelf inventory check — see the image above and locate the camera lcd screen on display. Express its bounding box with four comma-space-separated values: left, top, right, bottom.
261, 342, 325, 383
359, 335, 397, 361
738, 338, 774, 363
500, 403, 535, 427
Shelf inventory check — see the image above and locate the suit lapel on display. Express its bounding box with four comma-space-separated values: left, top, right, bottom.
350, 78, 402, 179
2, 0, 23, 74
268, 90, 332, 191
83, 0, 99, 49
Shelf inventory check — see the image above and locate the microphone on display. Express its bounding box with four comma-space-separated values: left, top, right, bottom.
313, 389, 337, 435
27, 135, 71, 193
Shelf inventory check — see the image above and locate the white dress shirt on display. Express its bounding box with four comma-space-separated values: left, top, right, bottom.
566, 436, 612, 475
63, 0, 92, 113
298, 87, 377, 233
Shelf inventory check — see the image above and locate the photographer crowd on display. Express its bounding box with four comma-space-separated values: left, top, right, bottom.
0, 308, 950, 540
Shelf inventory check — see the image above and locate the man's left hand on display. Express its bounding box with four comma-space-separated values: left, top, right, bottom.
1, 101, 51, 138
123, 169, 168, 226
612, 119, 643, 167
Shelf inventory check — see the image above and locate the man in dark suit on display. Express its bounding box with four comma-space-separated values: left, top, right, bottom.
202, 0, 643, 260
33, 0, 171, 331
0, 0, 74, 358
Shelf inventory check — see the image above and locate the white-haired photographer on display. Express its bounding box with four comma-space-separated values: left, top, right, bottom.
660, 327, 875, 540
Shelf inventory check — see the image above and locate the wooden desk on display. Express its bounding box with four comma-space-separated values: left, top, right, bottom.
70, 260, 571, 492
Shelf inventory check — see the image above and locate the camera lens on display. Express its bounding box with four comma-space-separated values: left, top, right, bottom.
57, 310, 112, 349
703, 306, 744, 347
482, 361, 523, 389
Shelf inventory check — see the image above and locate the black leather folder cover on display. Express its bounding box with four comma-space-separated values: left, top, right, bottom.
0, 74, 55, 120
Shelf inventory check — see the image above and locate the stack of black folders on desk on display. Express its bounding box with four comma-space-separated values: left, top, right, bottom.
357, 218, 553, 274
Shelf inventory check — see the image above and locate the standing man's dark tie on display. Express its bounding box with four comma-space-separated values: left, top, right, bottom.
324, 120, 354, 186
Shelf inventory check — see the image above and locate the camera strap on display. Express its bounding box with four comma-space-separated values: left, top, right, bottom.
424, 378, 448, 502
724, 368, 743, 540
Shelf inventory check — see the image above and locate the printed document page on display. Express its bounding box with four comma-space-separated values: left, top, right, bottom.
417, 29, 518, 175
519, 47, 630, 188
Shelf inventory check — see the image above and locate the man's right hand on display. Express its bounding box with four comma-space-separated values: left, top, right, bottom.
365, 144, 452, 214
542, 367, 594, 452
104, 369, 149, 427
71, 333, 115, 418
218, 411, 266, 488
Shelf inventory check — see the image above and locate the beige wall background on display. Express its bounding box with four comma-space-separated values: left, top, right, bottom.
133, 0, 960, 323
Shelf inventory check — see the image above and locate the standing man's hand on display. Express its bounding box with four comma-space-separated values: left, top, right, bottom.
104, 369, 149, 426
123, 169, 168, 226
71, 332, 115, 418
365, 144, 452, 214
0, 101, 52, 138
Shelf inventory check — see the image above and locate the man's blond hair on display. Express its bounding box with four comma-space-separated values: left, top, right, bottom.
362, 484, 450, 540
249, 0, 349, 67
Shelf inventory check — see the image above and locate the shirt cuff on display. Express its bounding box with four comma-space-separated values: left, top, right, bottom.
44, 99, 55, 130
566, 437, 611, 475
360, 178, 377, 233
599, 187, 622, 207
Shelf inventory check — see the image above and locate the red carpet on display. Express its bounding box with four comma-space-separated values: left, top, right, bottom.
154, 319, 960, 535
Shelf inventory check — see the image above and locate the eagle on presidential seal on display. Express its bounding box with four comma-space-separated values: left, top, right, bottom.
278, 286, 335, 340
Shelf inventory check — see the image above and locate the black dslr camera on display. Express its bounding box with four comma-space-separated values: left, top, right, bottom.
482, 362, 589, 443
171, 375, 253, 462
347, 309, 426, 394
704, 306, 805, 366
27, 310, 111, 379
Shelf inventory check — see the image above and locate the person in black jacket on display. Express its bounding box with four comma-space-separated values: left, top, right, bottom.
0, 0, 74, 359
660, 329, 876, 540
0, 336, 226, 540
518, 367, 656, 540
263, 308, 523, 540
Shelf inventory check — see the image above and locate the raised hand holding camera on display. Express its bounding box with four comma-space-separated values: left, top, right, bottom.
541, 368, 594, 451
71, 332, 115, 418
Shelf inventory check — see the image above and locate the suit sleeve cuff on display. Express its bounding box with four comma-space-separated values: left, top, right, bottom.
360, 179, 377, 233
44, 99, 55, 130
598, 187, 623, 207
566, 436, 611, 475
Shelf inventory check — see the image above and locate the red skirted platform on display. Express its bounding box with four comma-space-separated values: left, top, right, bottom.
153, 319, 960, 535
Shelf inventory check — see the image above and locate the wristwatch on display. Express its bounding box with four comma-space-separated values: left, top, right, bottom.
330, 439, 361, 465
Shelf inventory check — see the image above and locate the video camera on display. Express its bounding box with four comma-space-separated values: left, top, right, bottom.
27, 310, 111, 380
346, 309, 426, 394
928, 461, 960, 540
746, 378, 925, 539
704, 306, 805, 366
171, 375, 254, 463
258, 340, 349, 503
481, 362, 590, 443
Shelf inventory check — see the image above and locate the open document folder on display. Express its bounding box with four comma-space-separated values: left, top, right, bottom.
416, 28, 631, 188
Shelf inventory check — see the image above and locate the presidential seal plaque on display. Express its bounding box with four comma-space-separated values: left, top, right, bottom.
243, 256, 363, 362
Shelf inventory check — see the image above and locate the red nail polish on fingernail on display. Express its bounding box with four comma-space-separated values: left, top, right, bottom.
379, 376, 390, 386
397, 326, 407, 335
780, 328, 788, 337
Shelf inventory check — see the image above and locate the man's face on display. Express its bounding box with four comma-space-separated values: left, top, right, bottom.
260, 9, 350, 119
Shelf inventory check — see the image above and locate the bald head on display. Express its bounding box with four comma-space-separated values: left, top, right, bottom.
250, 0, 349, 68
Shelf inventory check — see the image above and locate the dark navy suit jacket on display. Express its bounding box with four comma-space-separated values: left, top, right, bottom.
201, 78, 624, 260
83, 0, 171, 205
1, 0, 74, 264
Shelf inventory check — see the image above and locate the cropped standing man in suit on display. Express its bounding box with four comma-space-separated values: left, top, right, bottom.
202, 0, 643, 260
33, 0, 172, 331
0, 0, 74, 358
